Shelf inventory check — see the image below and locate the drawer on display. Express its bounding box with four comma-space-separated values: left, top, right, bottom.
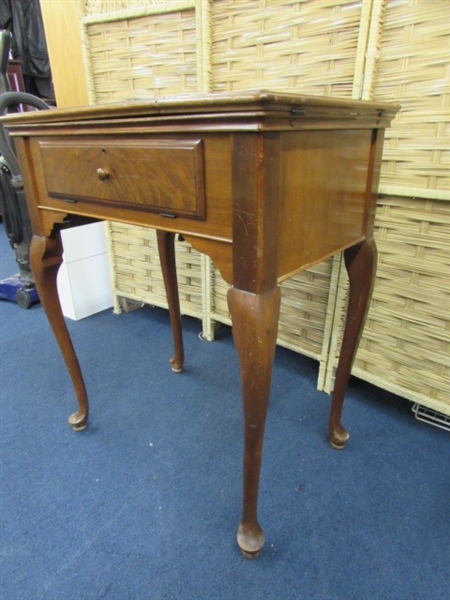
39, 138, 206, 220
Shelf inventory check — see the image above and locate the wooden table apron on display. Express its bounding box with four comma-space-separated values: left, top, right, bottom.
3, 92, 398, 558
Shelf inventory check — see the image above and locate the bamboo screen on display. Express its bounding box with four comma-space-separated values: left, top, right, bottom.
85, 7, 198, 103
106, 223, 204, 318
77, 0, 449, 411
375, 0, 450, 196
210, 0, 364, 97
326, 195, 450, 415
206, 0, 372, 358
322, 0, 450, 414
211, 261, 332, 360
84, 1, 188, 15
84, 2, 204, 320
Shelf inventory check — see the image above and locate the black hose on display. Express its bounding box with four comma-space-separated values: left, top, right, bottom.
0, 91, 50, 179
0, 160, 21, 245
0, 92, 50, 248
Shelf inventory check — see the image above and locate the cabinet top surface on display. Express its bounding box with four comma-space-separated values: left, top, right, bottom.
2, 90, 399, 132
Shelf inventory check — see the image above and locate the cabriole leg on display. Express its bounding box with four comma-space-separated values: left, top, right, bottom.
227, 286, 281, 558
30, 234, 89, 431
329, 238, 377, 449
156, 230, 184, 373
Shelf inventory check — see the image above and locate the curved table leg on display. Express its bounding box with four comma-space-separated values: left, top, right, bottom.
30, 234, 89, 431
228, 286, 281, 558
329, 238, 377, 449
156, 230, 184, 373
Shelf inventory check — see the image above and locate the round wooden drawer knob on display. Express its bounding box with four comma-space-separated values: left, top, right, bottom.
97, 168, 109, 181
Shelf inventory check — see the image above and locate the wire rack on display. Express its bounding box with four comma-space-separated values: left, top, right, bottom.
412, 403, 450, 433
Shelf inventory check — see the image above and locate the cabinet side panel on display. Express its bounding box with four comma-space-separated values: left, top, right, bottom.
278, 129, 372, 279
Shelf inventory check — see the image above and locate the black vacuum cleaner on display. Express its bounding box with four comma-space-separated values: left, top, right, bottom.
0, 29, 49, 308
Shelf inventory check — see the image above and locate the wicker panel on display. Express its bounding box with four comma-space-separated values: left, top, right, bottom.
208, 0, 368, 360
106, 222, 203, 319
327, 195, 450, 415
277, 260, 333, 358
85, 8, 198, 103
82, 0, 449, 411
211, 259, 333, 360
210, 0, 365, 97
84, 1, 187, 16
375, 0, 450, 195
84, 5, 201, 320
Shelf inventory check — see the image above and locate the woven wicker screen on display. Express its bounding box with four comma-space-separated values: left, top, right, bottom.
84, 0, 360, 361
84, 1, 189, 16
85, 7, 198, 103
375, 0, 450, 197
324, 195, 450, 415
77, 0, 449, 412
106, 223, 204, 319
84, 2, 204, 325
210, 0, 364, 97
207, 0, 373, 358
211, 261, 332, 360
321, 1, 450, 414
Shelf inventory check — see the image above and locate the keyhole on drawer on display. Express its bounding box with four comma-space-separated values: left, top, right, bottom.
101, 148, 106, 154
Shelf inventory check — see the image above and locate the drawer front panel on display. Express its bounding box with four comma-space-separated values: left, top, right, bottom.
39, 139, 206, 220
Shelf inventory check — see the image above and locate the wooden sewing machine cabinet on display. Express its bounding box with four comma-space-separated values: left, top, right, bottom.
3, 91, 398, 557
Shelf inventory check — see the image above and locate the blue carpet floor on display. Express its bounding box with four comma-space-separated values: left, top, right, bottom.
0, 222, 449, 600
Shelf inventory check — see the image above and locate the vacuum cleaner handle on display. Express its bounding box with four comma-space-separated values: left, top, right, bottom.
0, 91, 50, 181
0, 30, 12, 81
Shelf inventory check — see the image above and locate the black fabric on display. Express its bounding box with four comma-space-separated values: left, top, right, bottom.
0, 0, 53, 99
0, 0, 12, 33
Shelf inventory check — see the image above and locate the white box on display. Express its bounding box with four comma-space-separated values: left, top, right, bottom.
57, 222, 113, 320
